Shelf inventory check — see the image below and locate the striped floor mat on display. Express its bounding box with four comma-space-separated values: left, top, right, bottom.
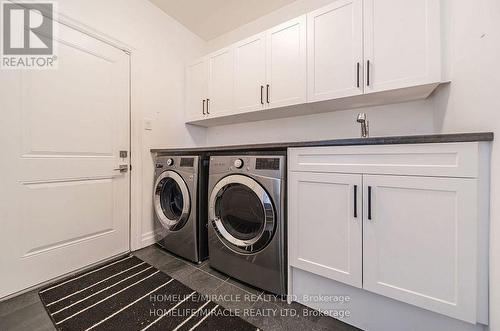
39, 255, 259, 331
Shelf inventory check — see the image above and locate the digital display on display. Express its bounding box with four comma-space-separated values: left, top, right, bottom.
180, 158, 194, 167
256, 158, 280, 170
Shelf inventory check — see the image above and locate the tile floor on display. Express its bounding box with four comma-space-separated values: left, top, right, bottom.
0, 245, 360, 331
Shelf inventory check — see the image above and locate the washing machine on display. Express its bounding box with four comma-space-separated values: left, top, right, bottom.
153, 155, 208, 263
208, 154, 286, 295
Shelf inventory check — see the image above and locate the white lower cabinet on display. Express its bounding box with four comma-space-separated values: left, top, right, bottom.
288, 143, 488, 324
362, 175, 478, 323
289, 172, 362, 288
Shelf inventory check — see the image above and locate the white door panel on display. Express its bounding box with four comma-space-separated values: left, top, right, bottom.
233, 33, 266, 114
363, 175, 477, 323
364, 0, 441, 92
0, 20, 130, 298
266, 16, 306, 109
307, 0, 363, 101
289, 172, 362, 288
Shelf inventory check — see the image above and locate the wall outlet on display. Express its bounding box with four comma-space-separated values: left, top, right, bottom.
144, 118, 153, 131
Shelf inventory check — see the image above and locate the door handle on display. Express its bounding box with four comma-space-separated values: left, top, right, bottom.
202, 99, 206, 115
114, 165, 129, 173
266, 84, 270, 104
354, 185, 358, 218
206, 98, 210, 114
368, 186, 372, 220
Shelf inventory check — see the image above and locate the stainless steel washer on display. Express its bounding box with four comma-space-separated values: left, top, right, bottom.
153, 155, 208, 263
208, 154, 286, 295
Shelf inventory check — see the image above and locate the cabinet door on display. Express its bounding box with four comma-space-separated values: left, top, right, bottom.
289, 172, 362, 288
266, 16, 306, 109
233, 33, 266, 114
363, 175, 477, 323
363, 0, 441, 93
307, 0, 363, 102
207, 47, 234, 117
185, 59, 207, 120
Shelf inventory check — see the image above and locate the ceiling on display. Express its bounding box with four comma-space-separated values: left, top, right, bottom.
149, 0, 298, 41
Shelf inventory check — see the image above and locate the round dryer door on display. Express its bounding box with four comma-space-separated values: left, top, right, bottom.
154, 171, 190, 231
209, 174, 275, 254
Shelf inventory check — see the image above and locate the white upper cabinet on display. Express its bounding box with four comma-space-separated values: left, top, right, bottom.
185, 58, 207, 120
266, 15, 307, 109
289, 172, 362, 288
234, 33, 266, 114
307, 0, 363, 102
207, 47, 234, 117
363, 0, 441, 93
185, 0, 443, 126
363, 175, 478, 323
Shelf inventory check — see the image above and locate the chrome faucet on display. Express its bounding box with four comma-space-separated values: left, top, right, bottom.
357, 113, 369, 138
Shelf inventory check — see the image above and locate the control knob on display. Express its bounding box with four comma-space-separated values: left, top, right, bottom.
166, 158, 174, 166
233, 159, 244, 169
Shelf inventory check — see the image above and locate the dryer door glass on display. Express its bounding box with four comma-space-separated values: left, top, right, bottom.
210, 174, 275, 254
154, 171, 190, 231
217, 184, 265, 241
160, 178, 183, 220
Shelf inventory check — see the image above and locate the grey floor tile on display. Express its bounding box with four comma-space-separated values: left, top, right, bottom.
175, 267, 225, 297
245, 298, 319, 331
199, 261, 229, 281
0, 301, 55, 331
0, 290, 40, 317
227, 277, 264, 296
315, 314, 361, 331
210, 281, 261, 312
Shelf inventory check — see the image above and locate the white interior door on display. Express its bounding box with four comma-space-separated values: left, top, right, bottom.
363, 175, 478, 323
207, 47, 234, 117
289, 172, 363, 288
185, 58, 207, 120
0, 20, 130, 298
307, 0, 363, 102
265, 15, 307, 109
363, 0, 441, 93
233, 33, 266, 114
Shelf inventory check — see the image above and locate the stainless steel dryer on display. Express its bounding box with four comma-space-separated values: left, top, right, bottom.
208, 154, 286, 295
153, 155, 208, 263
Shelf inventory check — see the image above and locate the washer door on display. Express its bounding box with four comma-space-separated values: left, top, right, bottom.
154, 171, 190, 231
209, 174, 275, 254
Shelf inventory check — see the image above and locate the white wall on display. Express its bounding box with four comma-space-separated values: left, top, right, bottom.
433, 1, 500, 330
51, 0, 206, 249
201, 0, 500, 329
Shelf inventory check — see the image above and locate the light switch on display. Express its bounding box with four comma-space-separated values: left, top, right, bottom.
144, 118, 153, 131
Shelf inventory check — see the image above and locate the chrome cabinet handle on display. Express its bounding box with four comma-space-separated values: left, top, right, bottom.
206, 98, 210, 114
266, 84, 270, 104
260, 85, 264, 105
354, 185, 358, 218
202, 99, 206, 115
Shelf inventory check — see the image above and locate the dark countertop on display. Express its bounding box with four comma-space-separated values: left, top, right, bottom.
151, 132, 494, 154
